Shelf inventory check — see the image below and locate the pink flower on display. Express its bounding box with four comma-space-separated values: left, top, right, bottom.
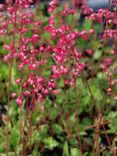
16, 97, 22, 107
32, 34, 39, 42
102, 64, 107, 72
104, 58, 112, 65
11, 93, 17, 98
15, 79, 21, 84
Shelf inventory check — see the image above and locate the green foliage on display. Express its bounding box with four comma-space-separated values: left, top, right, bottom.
70, 148, 81, 156
62, 142, 69, 156
93, 49, 102, 60
83, 19, 92, 31
43, 137, 59, 150
52, 124, 63, 135
0, 3, 116, 156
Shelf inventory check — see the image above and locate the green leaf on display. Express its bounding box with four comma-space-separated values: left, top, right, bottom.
89, 79, 101, 99
70, 148, 81, 156
0, 154, 6, 156
43, 137, 59, 150
52, 124, 63, 135
70, 114, 76, 126
33, 124, 48, 143
50, 108, 58, 119
7, 152, 14, 156
108, 120, 117, 134
68, 137, 78, 146
9, 127, 20, 148
108, 112, 117, 120
83, 19, 92, 30
93, 50, 102, 60
91, 40, 101, 49
33, 150, 41, 156
0, 129, 6, 153
62, 141, 69, 156
0, 64, 9, 80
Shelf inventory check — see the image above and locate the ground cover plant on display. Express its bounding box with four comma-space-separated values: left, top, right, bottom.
0, 0, 117, 155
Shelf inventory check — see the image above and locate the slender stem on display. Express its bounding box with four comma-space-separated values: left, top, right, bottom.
6, 5, 17, 155
6, 57, 13, 156
25, 112, 33, 153
93, 114, 102, 155
74, 81, 83, 154
0, 80, 6, 101
22, 110, 29, 156
82, 71, 99, 114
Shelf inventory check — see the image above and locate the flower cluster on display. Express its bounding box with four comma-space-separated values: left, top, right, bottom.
1, 0, 116, 109
106, 65, 117, 100
1, 0, 89, 109
86, 4, 117, 97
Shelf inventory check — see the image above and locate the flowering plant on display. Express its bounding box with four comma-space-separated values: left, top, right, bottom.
0, 0, 117, 155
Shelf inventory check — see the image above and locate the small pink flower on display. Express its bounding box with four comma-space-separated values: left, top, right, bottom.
104, 58, 112, 65
11, 93, 17, 98
107, 87, 112, 95
40, 46, 44, 51
53, 89, 60, 95
86, 49, 94, 55
15, 79, 21, 84
48, 7, 54, 13
23, 91, 30, 97
40, 104, 44, 113
32, 34, 39, 42
89, 29, 95, 34
102, 64, 107, 72
16, 97, 22, 107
